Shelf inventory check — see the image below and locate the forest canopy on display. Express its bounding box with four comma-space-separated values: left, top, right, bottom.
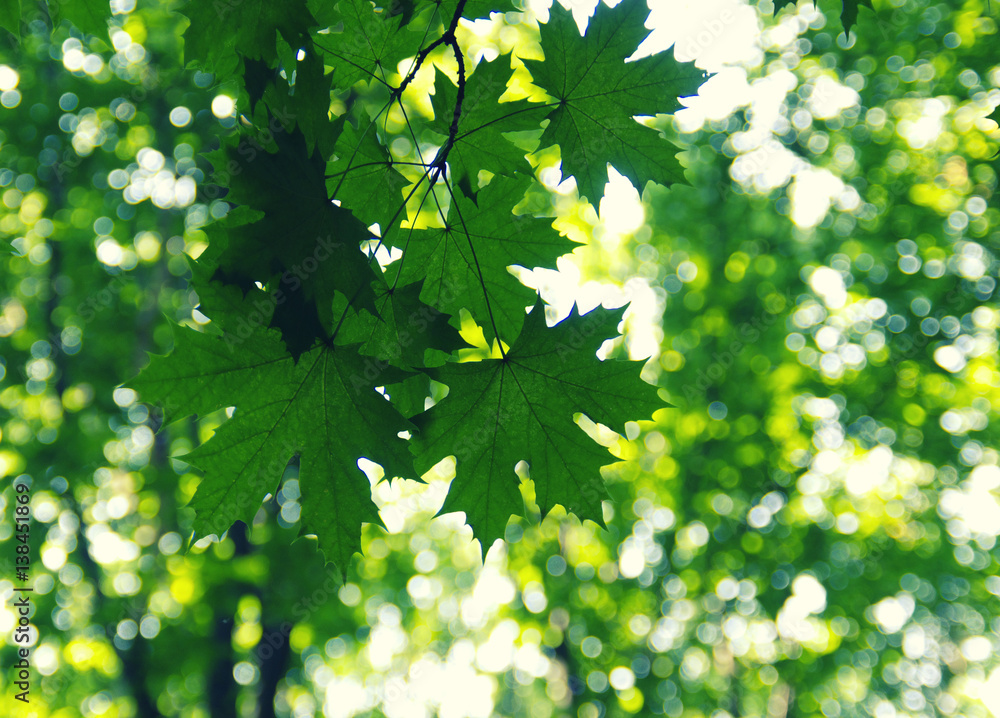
1, 0, 999, 717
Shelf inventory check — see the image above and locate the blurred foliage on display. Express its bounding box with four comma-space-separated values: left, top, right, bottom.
1, 1, 1000, 718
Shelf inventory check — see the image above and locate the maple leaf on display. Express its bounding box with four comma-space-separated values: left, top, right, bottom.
205, 124, 379, 357
431, 60, 550, 195
47, 0, 108, 39
263, 40, 339, 157
405, 0, 511, 27
132, 0, 691, 571
132, 283, 414, 573
384, 374, 440, 418
327, 112, 410, 235
182, 0, 315, 76
311, 0, 424, 89
841, 0, 874, 33
383, 174, 574, 342
523, 0, 705, 202
410, 301, 663, 550
335, 280, 467, 368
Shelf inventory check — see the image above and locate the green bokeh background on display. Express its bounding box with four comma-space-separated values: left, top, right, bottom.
1, 1, 999, 717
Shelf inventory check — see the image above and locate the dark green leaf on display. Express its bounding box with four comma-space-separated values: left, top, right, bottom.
411, 301, 662, 549
336, 280, 467, 368
327, 112, 409, 234
315, 0, 424, 89
384, 374, 436, 418
384, 174, 574, 342
243, 58, 277, 114
523, 0, 705, 202
204, 124, 379, 356
48, 0, 108, 38
841, 0, 874, 33
181, 0, 316, 75
132, 283, 414, 573
285, 42, 338, 156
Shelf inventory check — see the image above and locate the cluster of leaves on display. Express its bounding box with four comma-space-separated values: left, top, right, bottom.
122, 0, 720, 573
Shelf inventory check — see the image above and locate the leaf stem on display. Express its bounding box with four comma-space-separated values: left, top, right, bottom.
392, 0, 504, 352
385, 170, 440, 293
324, 160, 427, 180
311, 40, 392, 87
327, 172, 430, 345
441, 172, 506, 357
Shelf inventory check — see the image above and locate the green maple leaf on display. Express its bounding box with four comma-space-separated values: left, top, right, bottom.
132, 283, 414, 572
314, 0, 424, 89
454, 0, 508, 18
431, 60, 550, 195
841, 0, 874, 33
243, 37, 337, 156
282, 42, 338, 157
48, 0, 108, 38
248, 39, 337, 156
384, 174, 574, 342
411, 301, 662, 549
407, 0, 510, 26
523, 0, 705, 202
182, 0, 315, 75
773, 0, 798, 11
335, 280, 467, 368
384, 374, 439, 418
205, 124, 378, 356
243, 58, 277, 115
327, 113, 409, 234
